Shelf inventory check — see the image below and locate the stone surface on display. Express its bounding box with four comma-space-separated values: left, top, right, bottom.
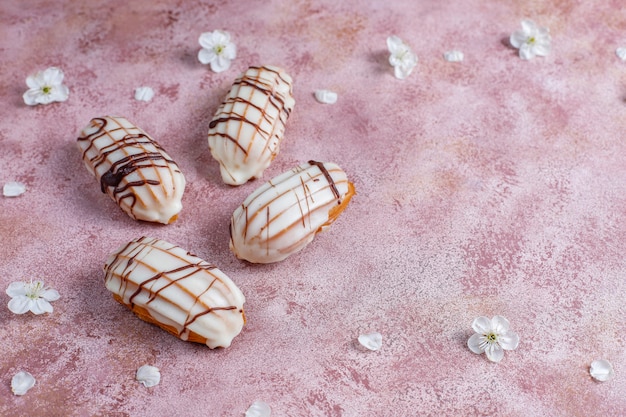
1, 0, 626, 416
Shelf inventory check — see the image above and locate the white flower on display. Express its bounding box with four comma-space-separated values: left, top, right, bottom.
443, 50, 464, 62
386, 35, 418, 79
245, 401, 271, 417
134, 86, 155, 102
3, 181, 26, 197
590, 359, 615, 382
467, 316, 519, 363
616, 47, 626, 62
22, 67, 69, 106
314, 89, 338, 104
510, 19, 551, 60
358, 332, 383, 351
11, 371, 36, 396
198, 30, 237, 73
6, 280, 60, 315
136, 365, 160, 387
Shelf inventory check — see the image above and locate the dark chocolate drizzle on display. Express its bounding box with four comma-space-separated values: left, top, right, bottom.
308, 160, 341, 202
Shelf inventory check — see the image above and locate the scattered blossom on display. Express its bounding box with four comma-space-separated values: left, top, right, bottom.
616, 47, 626, 62
11, 371, 36, 396
590, 359, 615, 382
134, 86, 155, 102
3, 181, 26, 197
468, 316, 519, 362
386, 36, 418, 79
245, 401, 271, 417
444, 50, 464, 62
136, 365, 160, 387
314, 89, 338, 104
198, 30, 237, 73
6, 280, 60, 315
510, 19, 551, 60
358, 332, 383, 351
22, 67, 69, 106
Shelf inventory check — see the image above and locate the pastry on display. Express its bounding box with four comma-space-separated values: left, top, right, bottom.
208, 65, 295, 185
230, 160, 355, 263
77, 116, 186, 224
104, 237, 246, 349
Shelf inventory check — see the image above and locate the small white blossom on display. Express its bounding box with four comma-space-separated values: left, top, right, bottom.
198, 30, 237, 73
11, 371, 36, 396
468, 316, 519, 362
3, 181, 26, 197
443, 50, 464, 62
616, 47, 626, 62
245, 400, 271, 417
23, 67, 69, 106
386, 36, 418, 79
134, 86, 155, 102
136, 365, 160, 387
314, 89, 338, 104
590, 359, 615, 382
510, 19, 551, 60
358, 332, 383, 351
6, 280, 60, 315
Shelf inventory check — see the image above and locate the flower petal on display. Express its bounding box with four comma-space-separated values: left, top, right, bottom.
210, 56, 231, 73
198, 48, 216, 65
8, 296, 32, 314
471, 316, 492, 334
31, 299, 53, 314
519, 43, 535, 60
386, 35, 403, 53
41, 288, 60, 302
358, 332, 382, 351
49, 84, 69, 102
532, 43, 551, 57
42, 67, 64, 86
499, 331, 519, 351
491, 315, 510, 333
520, 19, 537, 35
3, 181, 27, 197
245, 400, 271, 417
484, 343, 504, 362
443, 50, 464, 62
11, 371, 36, 396
509, 31, 527, 48
23, 89, 41, 106
467, 333, 485, 354
590, 359, 615, 382
393, 64, 414, 80
314, 89, 338, 104
134, 86, 155, 102
616, 47, 626, 61
25, 74, 43, 89
136, 365, 161, 387
6, 282, 27, 297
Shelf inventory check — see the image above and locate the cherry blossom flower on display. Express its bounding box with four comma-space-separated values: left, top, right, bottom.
136, 365, 161, 387
510, 19, 551, 60
3, 181, 26, 197
198, 30, 237, 73
468, 316, 519, 362
11, 371, 36, 396
22, 67, 69, 106
386, 35, 418, 79
358, 332, 383, 351
6, 280, 60, 315
245, 400, 271, 417
134, 86, 155, 102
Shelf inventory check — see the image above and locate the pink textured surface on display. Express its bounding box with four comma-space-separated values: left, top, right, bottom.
1, 0, 626, 415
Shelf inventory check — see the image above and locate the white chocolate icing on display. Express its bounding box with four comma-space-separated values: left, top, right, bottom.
104, 237, 246, 349
77, 116, 186, 224
230, 161, 355, 263
208, 65, 295, 185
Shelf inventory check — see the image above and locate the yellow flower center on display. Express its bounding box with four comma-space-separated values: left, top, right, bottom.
42, 85, 52, 94
214, 45, 224, 55
486, 332, 498, 343
528, 36, 536, 44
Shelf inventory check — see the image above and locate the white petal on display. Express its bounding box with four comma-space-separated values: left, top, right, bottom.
498, 331, 519, 351
11, 371, 36, 396
510, 31, 527, 49
6, 282, 27, 297
41, 288, 60, 302
50, 84, 69, 102
134, 86, 155, 102
245, 401, 271, 417
443, 50, 464, 62
471, 316, 492, 334
210, 56, 231, 73
42, 67, 65, 86
484, 343, 504, 362
198, 48, 216, 65
26, 74, 43, 89
222, 43, 237, 60
533, 43, 551, 57
358, 332, 382, 351
136, 365, 161, 387
491, 316, 510, 333
386, 35, 404, 53
467, 333, 485, 354
314, 89, 338, 104
520, 19, 537, 35
198, 32, 216, 49
616, 47, 626, 61
8, 296, 32, 314
23, 89, 42, 106
519, 43, 535, 60
31, 299, 53, 314
393, 63, 414, 79
590, 359, 615, 382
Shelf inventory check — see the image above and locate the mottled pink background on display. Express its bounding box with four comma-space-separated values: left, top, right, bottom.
2, 0, 626, 416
